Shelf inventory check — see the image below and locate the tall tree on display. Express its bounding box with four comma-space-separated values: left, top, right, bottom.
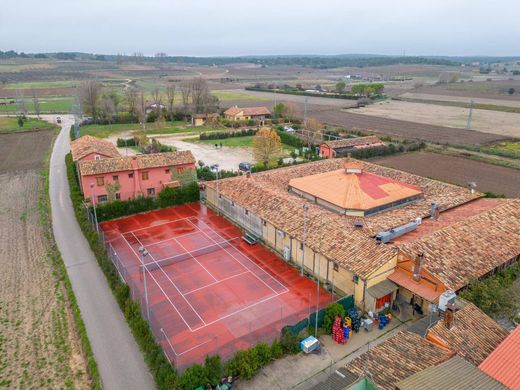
151, 88, 163, 115
79, 80, 102, 119
101, 97, 115, 127
166, 84, 176, 120
303, 117, 324, 146
335, 81, 346, 94
273, 102, 286, 119
31, 89, 41, 118
253, 127, 281, 166
134, 91, 147, 131
124, 88, 138, 117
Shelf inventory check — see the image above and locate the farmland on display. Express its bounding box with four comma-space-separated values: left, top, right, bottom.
0, 97, 73, 113
370, 151, 520, 198
351, 100, 520, 138
0, 127, 89, 388
0, 116, 55, 133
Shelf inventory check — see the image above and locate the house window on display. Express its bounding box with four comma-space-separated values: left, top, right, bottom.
115, 193, 121, 200
333, 262, 339, 272
176, 167, 184, 175
300, 243, 304, 250
165, 169, 170, 174
142, 172, 149, 180
112, 175, 119, 181
147, 188, 155, 196
96, 177, 104, 186
94, 155, 101, 160
97, 194, 108, 203
128, 173, 134, 179
263, 220, 267, 226
353, 274, 359, 284
245, 210, 249, 215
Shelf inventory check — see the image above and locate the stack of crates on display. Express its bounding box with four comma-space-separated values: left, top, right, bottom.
343, 317, 352, 340
332, 316, 345, 344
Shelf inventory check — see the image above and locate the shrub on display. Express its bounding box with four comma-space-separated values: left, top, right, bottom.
177, 364, 208, 390
204, 355, 222, 387
280, 329, 300, 354
254, 343, 272, 366
270, 339, 284, 359
276, 129, 303, 148
322, 303, 346, 334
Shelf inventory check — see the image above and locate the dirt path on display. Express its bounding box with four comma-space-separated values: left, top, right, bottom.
0, 171, 89, 389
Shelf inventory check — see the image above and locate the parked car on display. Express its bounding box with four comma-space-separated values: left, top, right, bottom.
284, 126, 295, 133
238, 162, 251, 172
56, 116, 62, 124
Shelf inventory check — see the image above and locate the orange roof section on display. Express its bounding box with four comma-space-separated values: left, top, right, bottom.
289, 166, 422, 212
479, 326, 520, 390
387, 269, 443, 302
71, 135, 120, 161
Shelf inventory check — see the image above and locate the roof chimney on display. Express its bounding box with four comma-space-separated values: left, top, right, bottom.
412, 253, 424, 282
344, 161, 363, 175
444, 303, 455, 329
430, 202, 439, 220
467, 181, 477, 194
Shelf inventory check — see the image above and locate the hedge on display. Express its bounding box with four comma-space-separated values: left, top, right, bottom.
200, 128, 257, 140
65, 153, 178, 389
275, 129, 303, 148
245, 86, 364, 100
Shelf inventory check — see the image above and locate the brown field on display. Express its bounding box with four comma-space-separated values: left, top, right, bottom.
413, 79, 520, 101
399, 92, 520, 108
0, 130, 56, 173
351, 100, 520, 138
0, 129, 89, 388
370, 152, 520, 198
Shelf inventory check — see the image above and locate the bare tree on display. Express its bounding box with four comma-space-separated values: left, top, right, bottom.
166, 84, 176, 120
179, 81, 192, 118
101, 98, 116, 127
79, 80, 103, 119
285, 101, 300, 122
303, 117, 324, 146
134, 91, 147, 131
31, 89, 41, 118
253, 127, 282, 166
151, 88, 163, 115
124, 88, 138, 117
16, 90, 27, 116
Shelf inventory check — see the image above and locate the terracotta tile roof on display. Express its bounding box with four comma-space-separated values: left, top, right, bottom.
78, 151, 195, 176
289, 168, 422, 213
345, 331, 451, 390
426, 303, 509, 366
71, 135, 120, 161
479, 326, 520, 390
396, 356, 507, 390
323, 136, 384, 149
387, 269, 443, 302
224, 106, 270, 116
192, 113, 219, 119
399, 199, 520, 290
206, 158, 479, 278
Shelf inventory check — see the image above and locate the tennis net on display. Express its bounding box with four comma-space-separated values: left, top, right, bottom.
142, 237, 241, 272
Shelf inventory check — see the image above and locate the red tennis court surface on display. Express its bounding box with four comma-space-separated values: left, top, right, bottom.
101, 203, 333, 371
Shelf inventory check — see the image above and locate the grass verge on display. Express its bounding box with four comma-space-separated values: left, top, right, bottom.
39, 150, 101, 388
0, 116, 56, 133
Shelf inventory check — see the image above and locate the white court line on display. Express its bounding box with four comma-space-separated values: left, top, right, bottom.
141, 238, 241, 268
122, 215, 196, 235
121, 234, 197, 331
130, 230, 206, 249
188, 218, 289, 294
129, 232, 207, 327
184, 270, 250, 295
171, 236, 218, 283
190, 291, 284, 332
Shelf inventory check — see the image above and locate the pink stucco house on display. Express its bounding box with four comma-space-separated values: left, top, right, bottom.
73, 136, 196, 205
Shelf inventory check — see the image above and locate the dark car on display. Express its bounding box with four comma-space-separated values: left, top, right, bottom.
238, 162, 251, 172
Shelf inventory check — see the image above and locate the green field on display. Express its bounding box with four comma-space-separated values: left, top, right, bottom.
3, 80, 80, 89
489, 141, 520, 156
0, 97, 73, 113
190, 135, 294, 152
0, 117, 55, 133
79, 121, 227, 138
212, 90, 270, 101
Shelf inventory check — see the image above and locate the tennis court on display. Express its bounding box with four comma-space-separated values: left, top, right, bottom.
101, 203, 334, 371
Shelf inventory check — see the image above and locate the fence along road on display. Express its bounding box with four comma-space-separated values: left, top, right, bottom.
48, 115, 155, 390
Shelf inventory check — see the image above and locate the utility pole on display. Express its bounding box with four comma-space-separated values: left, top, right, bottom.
139, 247, 150, 321
89, 183, 99, 233
303, 96, 309, 128
466, 100, 475, 130
315, 212, 324, 337
301, 204, 308, 276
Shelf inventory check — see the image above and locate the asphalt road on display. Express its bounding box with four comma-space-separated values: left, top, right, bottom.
49, 116, 155, 390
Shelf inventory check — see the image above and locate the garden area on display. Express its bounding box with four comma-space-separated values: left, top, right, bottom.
0, 116, 55, 133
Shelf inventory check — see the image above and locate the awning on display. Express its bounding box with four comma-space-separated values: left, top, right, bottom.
388, 270, 442, 303
366, 279, 398, 299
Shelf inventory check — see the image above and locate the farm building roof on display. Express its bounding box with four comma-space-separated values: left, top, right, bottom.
206, 158, 480, 278
398, 198, 520, 291
288, 163, 423, 215
479, 326, 520, 390
224, 106, 270, 116
396, 356, 506, 390
78, 151, 195, 176
322, 136, 384, 150
192, 113, 219, 119
425, 302, 509, 366
71, 135, 120, 161
344, 331, 451, 390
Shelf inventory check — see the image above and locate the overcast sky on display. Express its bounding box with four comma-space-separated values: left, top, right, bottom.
1, 0, 518, 57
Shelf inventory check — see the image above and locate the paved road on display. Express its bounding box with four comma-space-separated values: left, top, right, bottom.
49, 116, 155, 390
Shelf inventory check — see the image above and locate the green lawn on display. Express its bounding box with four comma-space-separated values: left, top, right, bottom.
79, 122, 228, 138
0, 117, 55, 133
189, 135, 295, 152
3, 80, 80, 89
212, 90, 270, 101
0, 97, 73, 113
